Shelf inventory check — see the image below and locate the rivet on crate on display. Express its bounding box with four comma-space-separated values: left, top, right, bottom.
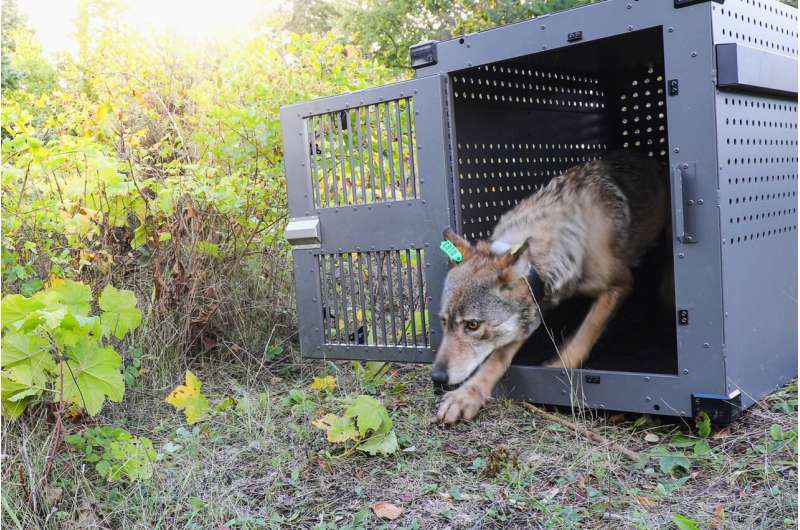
644, 376, 651, 382
645, 396, 652, 402
683, 369, 689, 375
703, 343, 710, 348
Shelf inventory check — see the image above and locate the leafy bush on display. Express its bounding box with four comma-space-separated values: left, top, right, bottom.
1, 280, 141, 418
65, 426, 156, 482
1, 4, 395, 360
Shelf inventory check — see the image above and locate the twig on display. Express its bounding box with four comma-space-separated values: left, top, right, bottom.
520, 401, 641, 463
44, 359, 66, 481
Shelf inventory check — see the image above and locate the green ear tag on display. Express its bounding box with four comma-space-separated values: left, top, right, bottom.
440, 240, 463, 263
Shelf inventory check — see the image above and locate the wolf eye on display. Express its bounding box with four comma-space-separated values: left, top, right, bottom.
464, 320, 482, 331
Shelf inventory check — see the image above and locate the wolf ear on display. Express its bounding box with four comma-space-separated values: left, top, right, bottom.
496, 238, 531, 283
442, 228, 473, 263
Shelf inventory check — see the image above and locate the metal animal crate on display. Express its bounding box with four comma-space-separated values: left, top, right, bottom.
280, 0, 798, 422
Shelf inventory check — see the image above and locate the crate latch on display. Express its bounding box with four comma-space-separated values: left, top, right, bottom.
672, 163, 698, 244
285, 216, 321, 249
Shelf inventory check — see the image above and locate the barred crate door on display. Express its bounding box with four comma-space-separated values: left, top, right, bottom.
281, 75, 453, 362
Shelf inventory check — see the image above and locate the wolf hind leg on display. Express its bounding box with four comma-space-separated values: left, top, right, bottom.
544, 274, 632, 369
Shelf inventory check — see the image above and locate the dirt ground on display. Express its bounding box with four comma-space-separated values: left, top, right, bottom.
2, 353, 797, 530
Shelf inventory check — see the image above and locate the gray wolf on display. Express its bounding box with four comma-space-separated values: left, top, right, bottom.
432, 150, 668, 424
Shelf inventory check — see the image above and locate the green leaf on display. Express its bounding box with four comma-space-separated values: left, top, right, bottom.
1, 331, 55, 386
46, 279, 93, 316
1, 375, 35, 418
692, 440, 711, 456
771, 424, 783, 441
131, 224, 149, 249
99, 285, 141, 339
695, 411, 711, 438
659, 454, 691, 476
669, 435, 697, 448
345, 395, 389, 436
62, 339, 125, 416
96, 460, 111, 478
357, 430, 398, 456
672, 514, 700, 530
1, 294, 44, 330
313, 413, 359, 443
35, 307, 67, 329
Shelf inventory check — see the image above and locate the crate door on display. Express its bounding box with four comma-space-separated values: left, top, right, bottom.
281, 75, 452, 362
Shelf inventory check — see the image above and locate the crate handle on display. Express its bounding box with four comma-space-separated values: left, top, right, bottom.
672, 166, 696, 244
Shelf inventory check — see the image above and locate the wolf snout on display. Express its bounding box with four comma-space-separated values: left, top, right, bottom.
431, 368, 449, 385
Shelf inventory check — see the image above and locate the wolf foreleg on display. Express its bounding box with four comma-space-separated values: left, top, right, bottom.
434, 340, 523, 424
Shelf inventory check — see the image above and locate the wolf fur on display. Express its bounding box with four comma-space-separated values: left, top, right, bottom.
432, 150, 668, 424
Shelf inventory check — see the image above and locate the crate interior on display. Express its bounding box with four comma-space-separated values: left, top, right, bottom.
450, 27, 678, 374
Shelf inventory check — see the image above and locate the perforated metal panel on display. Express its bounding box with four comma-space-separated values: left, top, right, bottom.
616, 66, 669, 158
712, 0, 798, 57
451, 27, 668, 240
452, 63, 611, 239
715, 92, 798, 403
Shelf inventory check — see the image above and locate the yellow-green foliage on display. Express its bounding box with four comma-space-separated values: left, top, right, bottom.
1, 279, 141, 418
1, 5, 395, 294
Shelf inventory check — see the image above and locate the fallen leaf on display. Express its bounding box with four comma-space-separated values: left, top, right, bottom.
608, 413, 626, 423
644, 433, 660, 443
712, 426, 733, 439
371, 501, 403, 520
165, 370, 211, 425
543, 486, 560, 499
635, 495, 657, 506
711, 504, 725, 529
46, 486, 63, 505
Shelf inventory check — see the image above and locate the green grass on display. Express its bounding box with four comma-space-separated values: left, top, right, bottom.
2, 354, 797, 530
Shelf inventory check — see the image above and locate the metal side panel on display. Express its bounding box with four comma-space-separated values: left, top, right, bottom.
712, 0, 798, 407
280, 75, 454, 362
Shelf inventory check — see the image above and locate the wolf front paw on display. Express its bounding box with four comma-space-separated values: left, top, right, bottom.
432, 386, 486, 424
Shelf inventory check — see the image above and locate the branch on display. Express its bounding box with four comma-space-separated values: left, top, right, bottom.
520, 401, 641, 463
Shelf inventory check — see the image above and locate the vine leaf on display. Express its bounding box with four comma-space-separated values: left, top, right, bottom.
1, 294, 44, 330
62, 339, 125, 416
1, 331, 55, 387
165, 370, 211, 425
313, 413, 358, 443
99, 285, 142, 339
44, 279, 93, 316
345, 395, 387, 436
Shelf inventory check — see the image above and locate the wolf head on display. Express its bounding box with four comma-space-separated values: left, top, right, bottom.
432, 229, 542, 386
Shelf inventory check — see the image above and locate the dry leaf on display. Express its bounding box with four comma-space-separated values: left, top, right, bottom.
371, 501, 403, 520
711, 504, 725, 529
608, 413, 626, 423
713, 426, 733, 439
635, 495, 657, 506
46, 486, 63, 505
